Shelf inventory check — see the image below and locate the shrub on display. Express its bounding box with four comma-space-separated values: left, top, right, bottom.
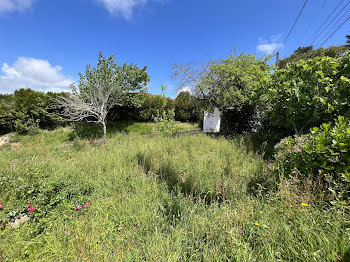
273, 116, 350, 203
14, 117, 40, 135
153, 109, 178, 136
0, 89, 65, 134
174, 91, 204, 123
261, 53, 350, 136
138, 94, 174, 122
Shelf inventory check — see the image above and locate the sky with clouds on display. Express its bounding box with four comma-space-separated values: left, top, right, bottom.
0, 0, 349, 96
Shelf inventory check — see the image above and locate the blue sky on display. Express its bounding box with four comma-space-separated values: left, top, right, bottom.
0, 0, 349, 97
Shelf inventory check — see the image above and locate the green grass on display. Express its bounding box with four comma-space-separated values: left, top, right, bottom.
68, 121, 199, 140
0, 127, 349, 261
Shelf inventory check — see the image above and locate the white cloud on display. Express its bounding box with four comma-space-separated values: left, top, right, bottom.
0, 57, 74, 94
96, 0, 165, 19
256, 35, 283, 55
0, 0, 33, 13
177, 86, 193, 96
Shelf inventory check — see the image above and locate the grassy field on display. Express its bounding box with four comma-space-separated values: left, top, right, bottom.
0, 126, 349, 261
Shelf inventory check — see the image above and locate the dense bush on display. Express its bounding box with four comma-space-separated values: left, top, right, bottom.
220, 105, 258, 134
174, 91, 204, 123
0, 89, 64, 134
261, 53, 350, 136
273, 116, 350, 202
278, 45, 349, 69
153, 108, 178, 136
138, 94, 174, 122
0, 89, 178, 135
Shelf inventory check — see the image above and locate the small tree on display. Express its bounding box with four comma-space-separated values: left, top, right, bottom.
173, 50, 272, 133
51, 52, 149, 141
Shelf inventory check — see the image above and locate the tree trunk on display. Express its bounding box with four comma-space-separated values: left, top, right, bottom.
102, 121, 107, 142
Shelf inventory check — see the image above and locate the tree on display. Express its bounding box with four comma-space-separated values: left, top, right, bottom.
346, 35, 350, 47
50, 52, 149, 141
278, 45, 349, 69
199, 51, 272, 111
261, 53, 350, 136
173, 51, 271, 110
174, 91, 203, 123
172, 50, 272, 133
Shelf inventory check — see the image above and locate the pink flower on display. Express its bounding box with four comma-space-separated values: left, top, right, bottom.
28, 204, 32, 208
86, 202, 90, 206
76, 205, 82, 210
84, 204, 88, 208
0, 204, 3, 209
27, 208, 36, 212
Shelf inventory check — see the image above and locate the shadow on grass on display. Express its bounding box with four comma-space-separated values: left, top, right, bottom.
136, 152, 225, 205
68, 121, 136, 140
342, 247, 350, 262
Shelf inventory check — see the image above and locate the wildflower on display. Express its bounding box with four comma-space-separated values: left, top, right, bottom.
84, 204, 88, 208
76, 205, 82, 210
259, 211, 263, 214
0, 204, 3, 209
86, 202, 90, 206
255, 222, 260, 226
27, 208, 36, 212
301, 203, 308, 207
28, 204, 31, 208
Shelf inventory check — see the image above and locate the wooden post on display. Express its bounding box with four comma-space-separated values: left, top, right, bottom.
276, 52, 280, 68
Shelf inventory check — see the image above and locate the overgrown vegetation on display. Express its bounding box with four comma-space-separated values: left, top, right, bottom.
1, 129, 349, 261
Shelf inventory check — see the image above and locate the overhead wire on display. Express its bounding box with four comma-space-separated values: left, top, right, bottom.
318, 11, 350, 47
304, 0, 346, 46
276, 0, 309, 54
309, 0, 349, 47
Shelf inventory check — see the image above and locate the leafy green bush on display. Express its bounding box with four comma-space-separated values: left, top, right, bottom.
261, 53, 350, 136
0, 89, 65, 134
174, 91, 204, 123
14, 117, 40, 135
138, 94, 174, 122
278, 45, 349, 69
273, 116, 350, 202
153, 108, 178, 136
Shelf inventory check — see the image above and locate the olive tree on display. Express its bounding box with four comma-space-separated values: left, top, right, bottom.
51, 52, 149, 141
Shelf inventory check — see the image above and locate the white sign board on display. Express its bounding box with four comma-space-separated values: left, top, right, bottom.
203, 107, 221, 133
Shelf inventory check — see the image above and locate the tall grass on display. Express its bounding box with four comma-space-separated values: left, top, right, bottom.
0, 128, 349, 261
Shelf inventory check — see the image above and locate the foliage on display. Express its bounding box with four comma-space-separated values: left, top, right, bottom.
278, 45, 349, 69
220, 105, 258, 134
199, 50, 272, 110
195, 51, 272, 134
273, 116, 350, 203
14, 118, 40, 135
139, 94, 174, 121
174, 91, 203, 123
261, 53, 350, 136
51, 52, 149, 141
0, 94, 15, 134
153, 108, 178, 136
0, 89, 62, 135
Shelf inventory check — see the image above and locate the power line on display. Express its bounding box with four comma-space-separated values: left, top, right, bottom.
318, 12, 350, 47
309, 0, 349, 47
314, 7, 350, 47
304, 0, 346, 46
276, 0, 309, 53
